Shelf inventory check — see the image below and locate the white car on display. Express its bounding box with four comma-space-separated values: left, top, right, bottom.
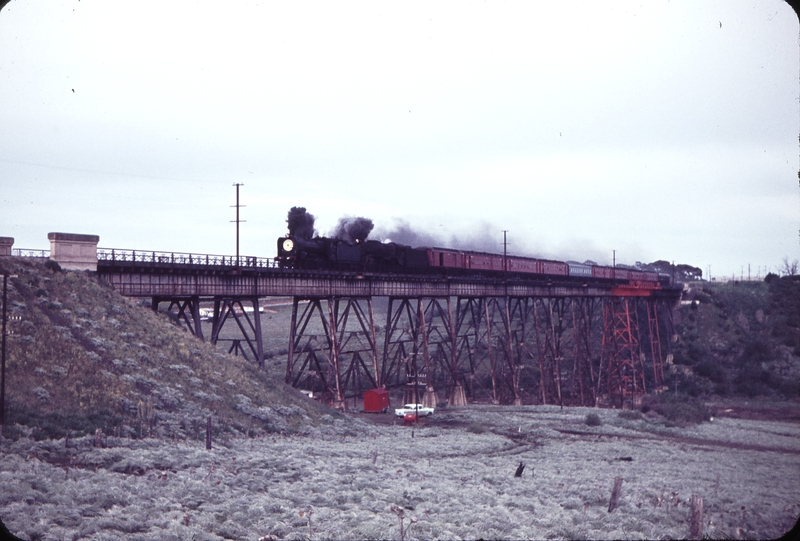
394, 404, 434, 417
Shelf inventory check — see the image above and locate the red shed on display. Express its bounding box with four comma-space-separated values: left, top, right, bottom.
363, 388, 390, 413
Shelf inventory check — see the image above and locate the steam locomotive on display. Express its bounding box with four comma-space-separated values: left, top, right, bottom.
278, 236, 428, 271
277, 235, 669, 289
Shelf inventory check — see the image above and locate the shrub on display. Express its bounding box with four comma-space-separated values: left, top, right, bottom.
695, 360, 725, 383
734, 365, 774, 397
1, 424, 25, 441
584, 413, 602, 426
736, 340, 773, 367
778, 378, 800, 398
5, 405, 126, 440
617, 410, 642, 421
641, 394, 710, 426
466, 423, 487, 434
680, 374, 715, 397
44, 259, 62, 272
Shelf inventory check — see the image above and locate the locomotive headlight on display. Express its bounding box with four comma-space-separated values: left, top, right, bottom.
282, 238, 295, 253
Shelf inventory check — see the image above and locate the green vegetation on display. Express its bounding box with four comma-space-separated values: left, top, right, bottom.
584, 412, 602, 426
670, 277, 800, 400
1, 407, 125, 441
466, 422, 489, 434
616, 410, 642, 421
634, 259, 703, 282
641, 393, 710, 427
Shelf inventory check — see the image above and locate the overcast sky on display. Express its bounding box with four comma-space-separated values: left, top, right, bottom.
1, 0, 797, 279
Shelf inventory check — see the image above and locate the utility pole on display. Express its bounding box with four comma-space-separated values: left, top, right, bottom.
1, 273, 8, 425
231, 183, 246, 267
612, 250, 616, 286
502, 230, 509, 294
502, 230, 508, 273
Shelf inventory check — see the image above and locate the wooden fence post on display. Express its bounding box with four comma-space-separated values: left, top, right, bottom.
690, 494, 703, 539
608, 477, 624, 513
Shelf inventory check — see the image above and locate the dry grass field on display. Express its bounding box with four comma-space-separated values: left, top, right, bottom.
2, 404, 799, 540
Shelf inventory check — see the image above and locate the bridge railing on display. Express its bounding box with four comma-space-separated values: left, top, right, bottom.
11, 248, 50, 258
97, 248, 279, 269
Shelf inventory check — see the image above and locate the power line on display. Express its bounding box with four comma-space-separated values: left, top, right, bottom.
0, 156, 224, 185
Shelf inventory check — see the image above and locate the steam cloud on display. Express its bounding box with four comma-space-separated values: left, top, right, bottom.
286, 207, 316, 240
333, 217, 374, 244
374, 220, 440, 248
375, 219, 503, 253
286, 208, 668, 269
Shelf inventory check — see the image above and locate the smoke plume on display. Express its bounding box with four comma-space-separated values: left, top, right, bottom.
333, 217, 374, 244
449, 222, 505, 253
287, 207, 316, 240
374, 220, 440, 247
375, 219, 503, 253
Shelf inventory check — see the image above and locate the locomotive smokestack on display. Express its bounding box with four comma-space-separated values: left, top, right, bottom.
333, 216, 374, 244
287, 207, 316, 240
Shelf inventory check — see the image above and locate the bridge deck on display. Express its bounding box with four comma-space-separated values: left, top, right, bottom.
97, 263, 681, 299
7, 247, 682, 299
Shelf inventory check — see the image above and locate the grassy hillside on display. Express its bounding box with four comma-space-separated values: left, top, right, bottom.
0, 257, 336, 442
672, 277, 800, 399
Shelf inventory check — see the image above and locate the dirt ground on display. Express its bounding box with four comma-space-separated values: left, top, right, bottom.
705, 398, 800, 422
350, 397, 800, 424
347, 398, 800, 462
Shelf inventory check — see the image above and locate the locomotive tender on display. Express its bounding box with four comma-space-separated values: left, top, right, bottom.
277, 235, 668, 290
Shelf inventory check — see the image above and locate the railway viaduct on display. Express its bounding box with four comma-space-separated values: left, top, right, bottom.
9, 234, 684, 411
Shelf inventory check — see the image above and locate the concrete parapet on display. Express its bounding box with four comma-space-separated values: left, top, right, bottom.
47, 232, 99, 271
0, 237, 13, 256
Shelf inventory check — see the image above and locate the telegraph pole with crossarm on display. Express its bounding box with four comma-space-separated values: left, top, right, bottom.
232, 183, 246, 266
